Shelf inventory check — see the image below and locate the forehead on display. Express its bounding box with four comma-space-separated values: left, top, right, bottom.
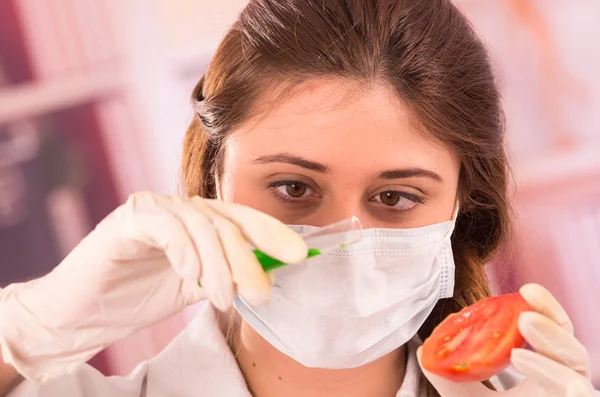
225, 80, 458, 176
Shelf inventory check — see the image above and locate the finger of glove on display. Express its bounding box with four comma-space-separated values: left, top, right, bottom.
511, 348, 592, 397
174, 200, 235, 311
519, 283, 574, 334
210, 211, 271, 306
519, 311, 591, 379
181, 278, 208, 306
203, 199, 308, 265
131, 199, 202, 281
416, 347, 497, 397
566, 379, 595, 397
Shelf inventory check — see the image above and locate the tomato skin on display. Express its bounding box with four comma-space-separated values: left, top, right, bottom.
421, 292, 531, 382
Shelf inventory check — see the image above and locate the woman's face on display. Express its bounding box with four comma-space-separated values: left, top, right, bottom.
218, 80, 460, 228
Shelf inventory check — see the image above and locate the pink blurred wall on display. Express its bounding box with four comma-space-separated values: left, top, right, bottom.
460, 0, 600, 385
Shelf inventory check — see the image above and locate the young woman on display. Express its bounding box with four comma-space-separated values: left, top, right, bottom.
0, 1, 595, 396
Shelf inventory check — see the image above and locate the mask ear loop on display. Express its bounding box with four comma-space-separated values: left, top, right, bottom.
439, 200, 460, 298
215, 174, 223, 200
443, 199, 460, 239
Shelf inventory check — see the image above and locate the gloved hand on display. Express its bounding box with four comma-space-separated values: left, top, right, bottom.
418, 283, 595, 397
0, 192, 307, 384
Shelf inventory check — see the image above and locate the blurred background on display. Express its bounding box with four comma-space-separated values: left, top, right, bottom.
0, 0, 598, 388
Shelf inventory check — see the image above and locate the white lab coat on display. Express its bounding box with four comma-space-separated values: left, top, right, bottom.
2, 302, 548, 397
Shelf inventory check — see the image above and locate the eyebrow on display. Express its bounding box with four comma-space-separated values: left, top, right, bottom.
252, 153, 443, 182
378, 168, 443, 182
253, 153, 330, 173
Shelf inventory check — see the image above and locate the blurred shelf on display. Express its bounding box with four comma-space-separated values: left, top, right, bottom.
516, 144, 600, 190
0, 70, 124, 125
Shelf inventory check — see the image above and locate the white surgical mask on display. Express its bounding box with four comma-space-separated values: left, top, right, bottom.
233, 212, 457, 369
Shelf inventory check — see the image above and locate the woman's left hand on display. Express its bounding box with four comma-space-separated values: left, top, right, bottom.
418, 283, 596, 396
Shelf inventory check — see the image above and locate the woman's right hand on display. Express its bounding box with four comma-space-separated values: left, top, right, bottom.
0, 192, 308, 384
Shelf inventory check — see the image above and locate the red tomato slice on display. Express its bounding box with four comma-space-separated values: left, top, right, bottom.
420, 292, 530, 382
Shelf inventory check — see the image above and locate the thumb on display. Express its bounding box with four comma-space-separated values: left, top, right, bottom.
417, 347, 497, 397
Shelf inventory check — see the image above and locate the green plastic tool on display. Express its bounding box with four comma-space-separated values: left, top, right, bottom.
254, 248, 322, 272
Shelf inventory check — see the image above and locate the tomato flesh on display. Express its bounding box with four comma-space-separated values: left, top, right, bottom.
421, 292, 530, 382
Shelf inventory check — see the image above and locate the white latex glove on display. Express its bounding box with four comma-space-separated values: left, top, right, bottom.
418, 283, 596, 397
0, 192, 307, 384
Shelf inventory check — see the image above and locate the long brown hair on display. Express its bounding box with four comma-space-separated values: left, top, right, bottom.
182, 1, 508, 395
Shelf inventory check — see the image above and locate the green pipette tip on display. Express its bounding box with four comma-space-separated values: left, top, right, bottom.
254, 248, 322, 272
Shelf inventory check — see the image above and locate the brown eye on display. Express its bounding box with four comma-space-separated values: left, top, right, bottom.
379, 191, 401, 206
372, 190, 422, 210
285, 183, 308, 198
